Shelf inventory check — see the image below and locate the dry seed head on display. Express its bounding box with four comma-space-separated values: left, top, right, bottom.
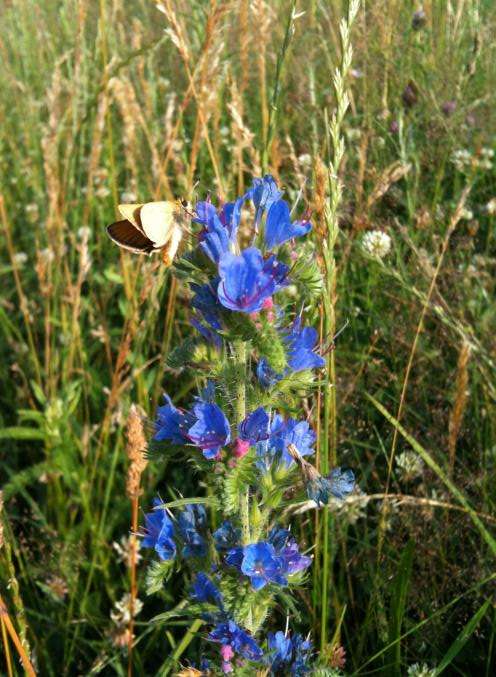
126, 404, 148, 499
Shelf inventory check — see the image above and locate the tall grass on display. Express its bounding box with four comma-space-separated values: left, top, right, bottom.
0, 0, 495, 674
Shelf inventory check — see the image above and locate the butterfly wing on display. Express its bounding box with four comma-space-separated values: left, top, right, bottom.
118, 203, 145, 233
161, 223, 183, 266
107, 220, 156, 254
139, 201, 177, 247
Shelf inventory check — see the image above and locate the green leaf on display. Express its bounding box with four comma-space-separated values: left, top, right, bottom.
388, 539, 415, 674
0, 426, 45, 440
366, 393, 496, 558
145, 560, 175, 595
435, 599, 491, 674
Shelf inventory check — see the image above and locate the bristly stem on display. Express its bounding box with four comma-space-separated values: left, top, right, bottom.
233, 340, 250, 545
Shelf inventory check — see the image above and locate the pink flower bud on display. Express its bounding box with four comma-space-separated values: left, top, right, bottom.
262, 297, 274, 310
233, 439, 250, 458
220, 645, 235, 661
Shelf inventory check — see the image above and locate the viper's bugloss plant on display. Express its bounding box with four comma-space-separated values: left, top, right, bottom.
141, 175, 357, 674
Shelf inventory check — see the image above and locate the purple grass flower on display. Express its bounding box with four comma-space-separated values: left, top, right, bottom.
154, 395, 195, 445
238, 407, 270, 444
191, 572, 223, 607
241, 542, 287, 590
209, 619, 264, 661
188, 400, 231, 459
141, 498, 176, 561
283, 318, 325, 373
265, 199, 311, 249
217, 248, 288, 313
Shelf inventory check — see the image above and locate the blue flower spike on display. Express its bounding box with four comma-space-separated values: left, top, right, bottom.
141, 498, 176, 561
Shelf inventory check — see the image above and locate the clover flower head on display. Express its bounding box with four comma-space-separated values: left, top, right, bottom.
362, 230, 392, 258
141, 498, 176, 561
217, 248, 288, 313
265, 199, 311, 249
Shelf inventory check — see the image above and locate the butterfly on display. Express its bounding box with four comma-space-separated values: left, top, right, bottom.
107, 200, 188, 265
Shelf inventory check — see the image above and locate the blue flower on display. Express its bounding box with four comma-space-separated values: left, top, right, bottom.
267, 631, 293, 667
195, 201, 231, 263
238, 407, 270, 444
265, 199, 312, 249
191, 572, 223, 607
283, 318, 325, 373
306, 467, 355, 505
217, 248, 287, 313
209, 619, 264, 661
154, 395, 195, 445
177, 504, 207, 558
141, 498, 176, 561
256, 358, 282, 389
268, 415, 316, 466
188, 400, 231, 459
241, 542, 287, 590
268, 527, 312, 576
191, 317, 222, 349
219, 195, 246, 241
213, 521, 241, 552
267, 631, 313, 675
249, 175, 283, 222
225, 546, 244, 569
191, 280, 223, 330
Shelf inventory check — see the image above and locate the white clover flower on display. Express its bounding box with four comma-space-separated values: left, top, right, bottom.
362, 230, 392, 258
120, 190, 137, 203
481, 147, 494, 159
95, 186, 111, 199
39, 248, 55, 264
396, 451, 424, 480
110, 593, 143, 626
13, 252, 28, 266
483, 197, 496, 215
407, 663, 437, 677
77, 226, 91, 240
25, 203, 39, 223
460, 207, 473, 220
297, 153, 312, 168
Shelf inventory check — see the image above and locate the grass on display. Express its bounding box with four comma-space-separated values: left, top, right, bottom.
0, 0, 495, 674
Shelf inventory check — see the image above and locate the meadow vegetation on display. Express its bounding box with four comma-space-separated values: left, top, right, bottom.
0, 0, 495, 674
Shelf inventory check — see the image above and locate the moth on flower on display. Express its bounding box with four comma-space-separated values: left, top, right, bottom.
107, 200, 189, 265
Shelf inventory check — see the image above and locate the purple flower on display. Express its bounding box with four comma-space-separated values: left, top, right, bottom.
265, 199, 311, 249
141, 498, 176, 561
283, 319, 325, 373
267, 631, 313, 675
268, 528, 312, 576
177, 504, 207, 558
154, 395, 195, 445
305, 467, 355, 505
241, 542, 287, 590
249, 175, 283, 222
267, 631, 292, 667
209, 619, 264, 661
217, 248, 288, 313
238, 407, 270, 444
256, 358, 282, 389
188, 400, 231, 459
213, 521, 241, 552
191, 572, 223, 607
195, 201, 231, 263
268, 414, 316, 466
